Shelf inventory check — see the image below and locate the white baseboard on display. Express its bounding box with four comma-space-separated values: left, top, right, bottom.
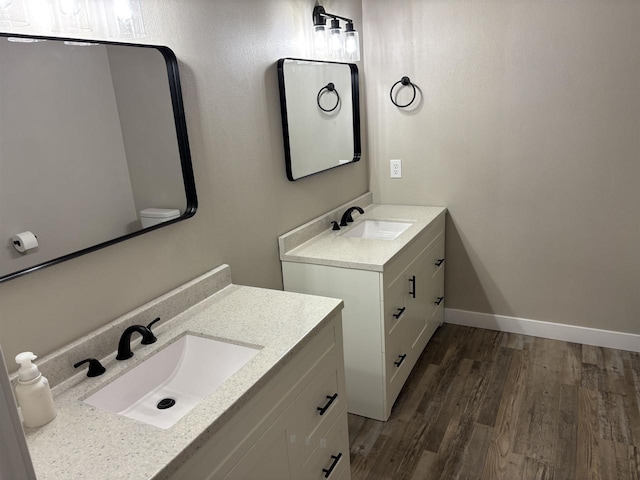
444, 308, 640, 353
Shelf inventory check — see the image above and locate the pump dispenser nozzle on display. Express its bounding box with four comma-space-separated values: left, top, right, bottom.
15, 352, 40, 383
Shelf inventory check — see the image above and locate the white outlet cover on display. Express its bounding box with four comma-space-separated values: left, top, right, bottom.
390, 159, 402, 178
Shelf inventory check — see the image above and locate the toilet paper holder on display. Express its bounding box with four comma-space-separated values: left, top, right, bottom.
12, 231, 39, 253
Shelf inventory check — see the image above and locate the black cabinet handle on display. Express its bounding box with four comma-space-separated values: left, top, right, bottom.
435, 258, 445, 267
317, 393, 338, 416
322, 453, 343, 478
435, 296, 444, 306
394, 354, 407, 367
393, 307, 406, 319
409, 275, 416, 298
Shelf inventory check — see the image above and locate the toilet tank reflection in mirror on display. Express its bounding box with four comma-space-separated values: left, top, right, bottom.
277, 58, 361, 181
0, 34, 197, 282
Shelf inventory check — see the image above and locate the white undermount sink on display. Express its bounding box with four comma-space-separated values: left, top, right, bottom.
84, 334, 260, 429
341, 219, 414, 240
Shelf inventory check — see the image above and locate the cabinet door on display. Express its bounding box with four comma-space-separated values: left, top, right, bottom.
224, 408, 295, 480
404, 250, 431, 351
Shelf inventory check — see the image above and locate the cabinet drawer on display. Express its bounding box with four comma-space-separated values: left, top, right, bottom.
428, 234, 445, 280
295, 352, 346, 463
384, 321, 413, 410
430, 267, 445, 325
383, 278, 407, 344
300, 408, 350, 480
426, 258, 445, 318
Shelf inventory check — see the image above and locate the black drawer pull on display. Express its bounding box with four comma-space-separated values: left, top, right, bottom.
393, 307, 406, 319
317, 393, 338, 416
409, 275, 416, 298
435, 296, 444, 306
435, 258, 445, 267
322, 452, 343, 478
394, 354, 407, 367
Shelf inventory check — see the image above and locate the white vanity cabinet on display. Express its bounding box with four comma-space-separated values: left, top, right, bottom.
170, 313, 350, 480
281, 212, 445, 421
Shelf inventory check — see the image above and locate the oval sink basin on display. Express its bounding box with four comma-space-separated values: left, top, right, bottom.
84, 334, 260, 429
341, 219, 413, 240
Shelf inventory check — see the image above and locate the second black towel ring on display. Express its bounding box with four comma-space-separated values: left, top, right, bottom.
317, 82, 340, 113
390, 76, 417, 108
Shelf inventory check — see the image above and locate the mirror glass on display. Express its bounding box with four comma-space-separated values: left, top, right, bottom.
0, 34, 197, 282
277, 58, 360, 181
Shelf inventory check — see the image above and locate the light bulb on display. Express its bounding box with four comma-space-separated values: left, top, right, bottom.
113, 0, 132, 20
329, 18, 343, 60
345, 35, 357, 54
314, 25, 327, 53
329, 30, 342, 53
343, 23, 360, 61
58, 0, 82, 16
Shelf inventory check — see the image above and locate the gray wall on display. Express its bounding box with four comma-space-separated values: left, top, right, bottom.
107, 45, 187, 215
364, 0, 640, 334
0, 41, 137, 277
0, 0, 367, 365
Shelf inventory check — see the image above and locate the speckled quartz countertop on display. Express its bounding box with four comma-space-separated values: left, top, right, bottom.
279, 194, 447, 272
21, 265, 342, 480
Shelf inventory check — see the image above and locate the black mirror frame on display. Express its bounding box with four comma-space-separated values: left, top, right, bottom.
277, 58, 361, 182
0, 32, 198, 283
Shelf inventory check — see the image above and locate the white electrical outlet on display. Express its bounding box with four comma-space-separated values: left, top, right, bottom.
390, 159, 402, 178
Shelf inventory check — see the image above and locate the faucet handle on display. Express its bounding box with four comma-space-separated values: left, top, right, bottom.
141, 317, 160, 345
74, 358, 106, 377
331, 221, 341, 231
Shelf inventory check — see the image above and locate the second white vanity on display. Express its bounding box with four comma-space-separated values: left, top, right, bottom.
279, 193, 447, 421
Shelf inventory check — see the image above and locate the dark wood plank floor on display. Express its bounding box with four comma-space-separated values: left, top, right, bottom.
348, 324, 640, 480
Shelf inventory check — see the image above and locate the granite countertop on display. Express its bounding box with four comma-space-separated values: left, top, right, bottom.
279, 203, 447, 272
23, 267, 343, 480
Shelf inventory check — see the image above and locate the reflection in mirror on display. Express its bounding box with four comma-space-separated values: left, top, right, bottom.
277, 58, 360, 181
0, 34, 197, 282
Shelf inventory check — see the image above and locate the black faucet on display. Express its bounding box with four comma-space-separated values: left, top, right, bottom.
73, 358, 106, 377
340, 206, 364, 226
116, 318, 161, 360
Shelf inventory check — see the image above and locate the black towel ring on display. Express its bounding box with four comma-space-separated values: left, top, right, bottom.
390, 76, 417, 108
317, 82, 340, 112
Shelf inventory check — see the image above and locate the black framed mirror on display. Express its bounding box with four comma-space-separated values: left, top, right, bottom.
0, 33, 197, 283
277, 58, 360, 181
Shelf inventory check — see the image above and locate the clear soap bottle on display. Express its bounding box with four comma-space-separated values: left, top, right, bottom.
14, 352, 57, 428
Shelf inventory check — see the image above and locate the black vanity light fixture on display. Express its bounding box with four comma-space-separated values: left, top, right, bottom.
312, 4, 360, 62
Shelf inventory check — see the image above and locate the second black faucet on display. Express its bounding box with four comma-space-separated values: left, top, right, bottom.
340, 206, 364, 227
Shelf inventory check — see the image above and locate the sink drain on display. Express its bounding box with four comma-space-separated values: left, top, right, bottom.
157, 398, 176, 410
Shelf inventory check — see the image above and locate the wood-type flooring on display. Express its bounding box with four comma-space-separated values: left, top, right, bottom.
348, 324, 640, 480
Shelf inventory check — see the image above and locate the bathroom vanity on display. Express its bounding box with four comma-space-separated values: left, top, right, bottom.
17, 265, 349, 479
279, 193, 446, 421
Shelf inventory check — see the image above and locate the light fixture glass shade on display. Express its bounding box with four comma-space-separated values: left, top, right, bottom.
50, 0, 91, 32
0, 0, 29, 27
58, 0, 81, 16
108, 0, 145, 38
313, 24, 328, 56
344, 24, 360, 61
329, 19, 343, 60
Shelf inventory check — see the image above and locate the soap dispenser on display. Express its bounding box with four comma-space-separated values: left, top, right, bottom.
14, 352, 57, 428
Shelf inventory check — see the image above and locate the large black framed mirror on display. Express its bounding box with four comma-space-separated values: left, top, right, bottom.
0, 33, 197, 283
277, 58, 360, 181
